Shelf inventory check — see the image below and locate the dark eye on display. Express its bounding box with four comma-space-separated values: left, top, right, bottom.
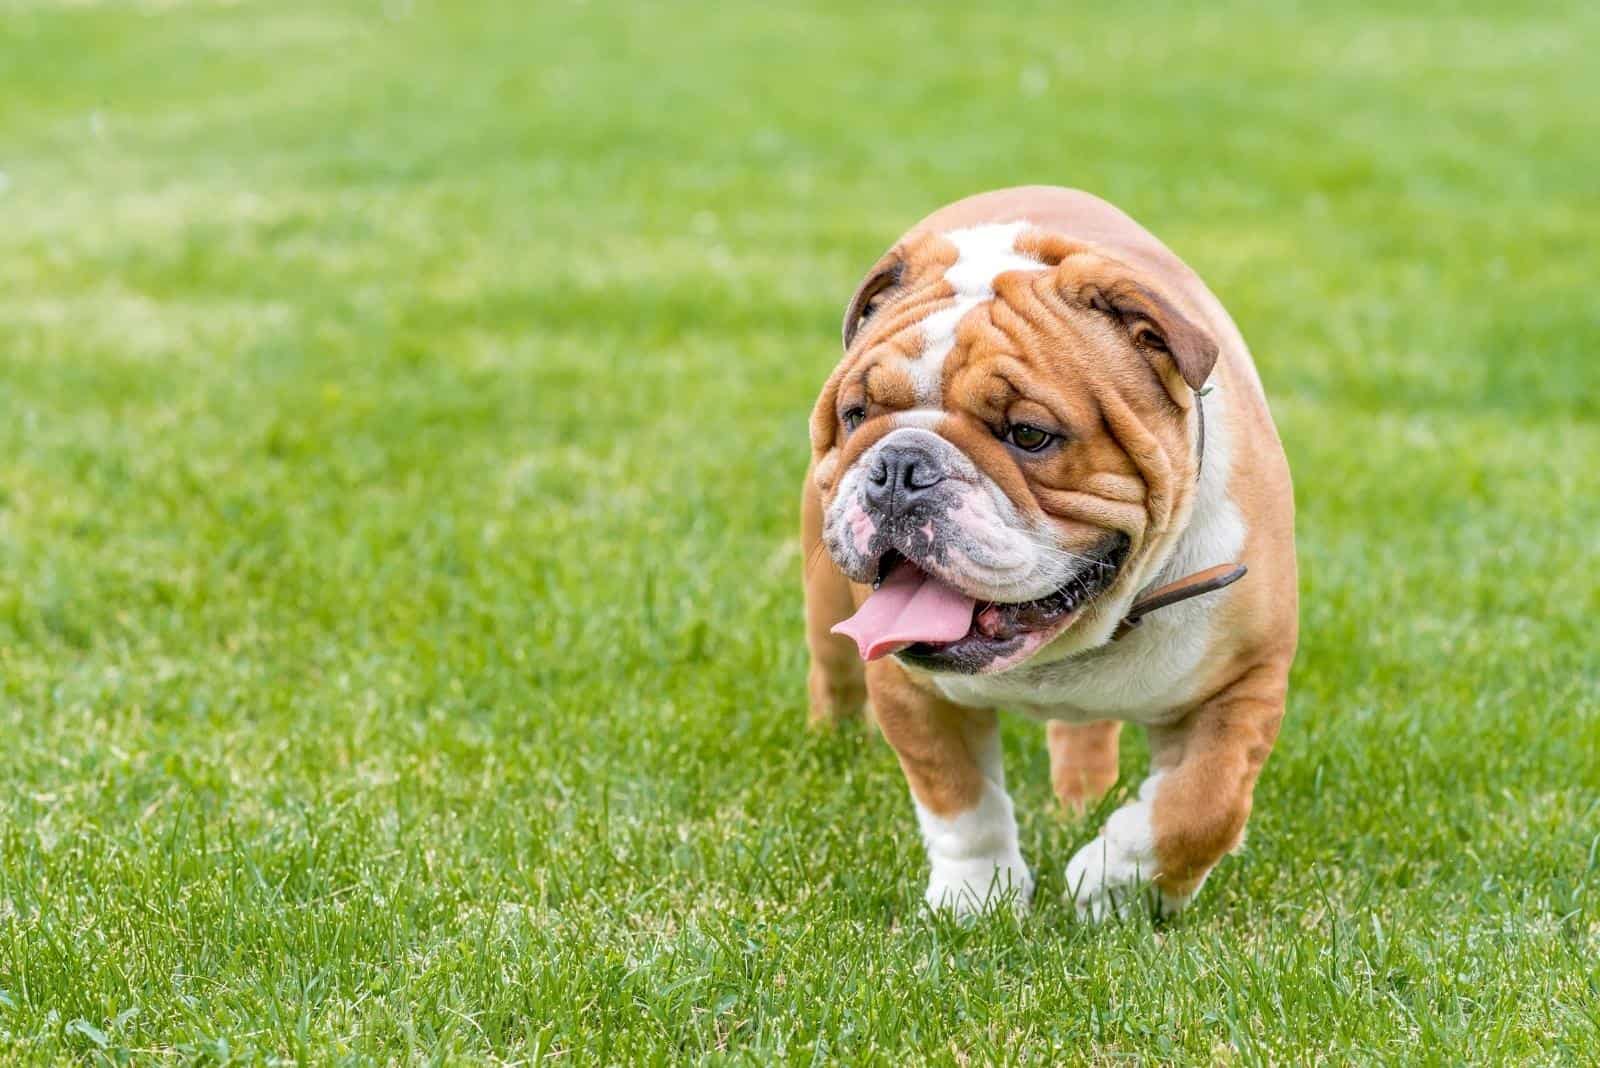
1003, 423, 1055, 452
841, 406, 866, 433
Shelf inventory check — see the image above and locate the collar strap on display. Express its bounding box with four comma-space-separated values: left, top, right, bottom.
1111, 562, 1246, 641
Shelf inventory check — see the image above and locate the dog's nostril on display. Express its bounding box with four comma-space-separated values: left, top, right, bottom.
868, 459, 890, 485
902, 460, 941, 490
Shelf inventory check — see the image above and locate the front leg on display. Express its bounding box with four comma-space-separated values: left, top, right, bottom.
867, 660, 1031, 917
1066, 664, 1285, 921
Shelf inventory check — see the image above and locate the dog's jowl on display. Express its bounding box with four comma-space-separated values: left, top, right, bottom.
802, 186, 1297, 921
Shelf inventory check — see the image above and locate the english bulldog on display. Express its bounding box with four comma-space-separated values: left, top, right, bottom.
802, 186, 1297, 920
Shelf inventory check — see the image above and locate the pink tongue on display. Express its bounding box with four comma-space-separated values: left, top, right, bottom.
831, 561, 978, 661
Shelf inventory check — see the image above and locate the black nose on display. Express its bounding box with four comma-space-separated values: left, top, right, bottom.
864, 444, 946, 515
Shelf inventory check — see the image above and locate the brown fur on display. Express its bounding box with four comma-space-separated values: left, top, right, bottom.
866, 660, 994, 818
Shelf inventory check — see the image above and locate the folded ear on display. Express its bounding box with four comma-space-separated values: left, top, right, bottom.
809, 360, 847, 458
1058, 257, 1218, 395
841, 255, 903, 350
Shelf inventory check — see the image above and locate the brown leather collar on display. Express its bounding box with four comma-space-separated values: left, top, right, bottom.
1111, 562, 1246, 641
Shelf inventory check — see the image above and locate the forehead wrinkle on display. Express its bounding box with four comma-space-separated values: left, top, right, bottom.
953, 325, 1096, 440
1009, 273, 1124, 369
989, 277, 1074, 350
903, 300, 974, 406
865, 361, 917, 410
852, 235, 957, 333
837, 361, 870, 402
984, 288, 1066, 376
1003, 360, 1100, 437
853, 282, 955, 357
1023, 278, 1164, 402
936, 298, 1003, 403
895, 222, 1049, 408
990, 286, 1114, 416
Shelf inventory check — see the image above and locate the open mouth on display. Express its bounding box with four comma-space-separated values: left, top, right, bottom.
833, 534, 1131, 675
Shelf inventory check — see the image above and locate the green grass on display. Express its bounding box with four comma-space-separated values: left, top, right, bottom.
2, 0, 1598, 1062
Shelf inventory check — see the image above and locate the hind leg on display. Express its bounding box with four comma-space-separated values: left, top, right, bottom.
802, 469, 865, 726
1048, 720, 1122, 815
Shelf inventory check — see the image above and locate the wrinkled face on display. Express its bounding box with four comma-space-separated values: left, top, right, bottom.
812, 221, 1217, 674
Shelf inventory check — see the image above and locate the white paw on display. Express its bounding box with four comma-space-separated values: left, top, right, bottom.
925, 856, 1034, 918
1064, 773, 1194, 922
915, 781, 1031, 918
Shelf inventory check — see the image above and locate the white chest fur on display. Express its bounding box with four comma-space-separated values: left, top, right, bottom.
931, 384, 1245, 724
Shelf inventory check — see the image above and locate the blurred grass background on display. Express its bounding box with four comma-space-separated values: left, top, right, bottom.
1, 0, 1598, 1062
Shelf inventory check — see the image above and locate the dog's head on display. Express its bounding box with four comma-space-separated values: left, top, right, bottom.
813, 220, 1217, 675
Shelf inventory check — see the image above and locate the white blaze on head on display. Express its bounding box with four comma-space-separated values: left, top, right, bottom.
902, 221, 1047, 407
892, 408, 946, 430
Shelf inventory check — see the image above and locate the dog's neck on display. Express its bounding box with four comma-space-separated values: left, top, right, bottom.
1129, 382, 1247, 620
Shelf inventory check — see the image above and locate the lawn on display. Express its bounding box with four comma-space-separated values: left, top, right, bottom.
2, 0, 1598, 1062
